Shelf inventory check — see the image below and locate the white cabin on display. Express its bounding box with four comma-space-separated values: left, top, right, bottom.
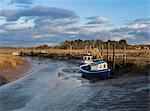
83, 55, 93, 64
90, 61, 108, 71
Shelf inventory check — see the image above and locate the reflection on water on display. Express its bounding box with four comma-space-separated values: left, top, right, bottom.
0, 57, 149, 111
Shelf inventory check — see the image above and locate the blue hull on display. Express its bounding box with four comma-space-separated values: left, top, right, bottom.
80, 66, 111, 79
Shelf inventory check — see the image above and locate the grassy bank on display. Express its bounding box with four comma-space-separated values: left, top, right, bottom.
0, 48, 149, 83
0, 54, 28, 69
111, 60, 150, 78
0, 54, 30, 85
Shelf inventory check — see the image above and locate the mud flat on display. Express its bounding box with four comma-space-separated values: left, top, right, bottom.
0, 57, 149, 111
74, 61, 150, 111
0, 54, 31, 85
74, 73, 149, 111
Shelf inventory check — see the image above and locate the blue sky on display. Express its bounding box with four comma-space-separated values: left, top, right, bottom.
0, 0, 149, 46
37, 0, 148, 24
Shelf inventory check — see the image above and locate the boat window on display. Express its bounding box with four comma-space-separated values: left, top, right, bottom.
88, 57, 91, 60
104, 64, 106, 68
99, 65, 102, 69
91, 63, 96, 66
83, 57, 86, 60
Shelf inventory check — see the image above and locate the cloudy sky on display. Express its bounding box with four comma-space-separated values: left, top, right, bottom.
0, 0, 149, 46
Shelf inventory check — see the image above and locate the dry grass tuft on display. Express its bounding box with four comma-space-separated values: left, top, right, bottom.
0, 54, 28, 70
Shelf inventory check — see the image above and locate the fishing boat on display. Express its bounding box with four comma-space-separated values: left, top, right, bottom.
80, 55, 111, 79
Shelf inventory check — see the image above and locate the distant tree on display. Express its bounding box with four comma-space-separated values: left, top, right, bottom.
58, 39, 128, 49
36, 45, 49, 49
119, 39, 127, 46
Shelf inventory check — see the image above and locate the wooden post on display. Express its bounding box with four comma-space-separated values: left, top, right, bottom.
90, 45, 92, 55
107, 42, 110, 61
85, 45, 88, 54
92, 42, 95, 49
69, 45, 72, 55
52, 47, 54, 52
123, 45, 126, 66
101, 44, 103, 60
112, 42, 116, 70
31, 50, 33, 56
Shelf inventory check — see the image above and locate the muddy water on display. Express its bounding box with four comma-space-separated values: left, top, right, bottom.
0, 57, 149, 111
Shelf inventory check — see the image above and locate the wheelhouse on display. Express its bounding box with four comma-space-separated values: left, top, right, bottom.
90, 61, 108, 71
83, 55, 93, 64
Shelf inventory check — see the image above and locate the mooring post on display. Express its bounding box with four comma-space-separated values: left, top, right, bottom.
112, 42, 116, 70
123, 45, 126, 66
92, 42, 95, 49
101, 44, 103, 60
31, 50, 33, 56
70, 45, 72, 54
107, 42, 110, 61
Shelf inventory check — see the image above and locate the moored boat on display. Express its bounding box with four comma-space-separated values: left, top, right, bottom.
12, 51, 20, 56
80, 55, 111, 79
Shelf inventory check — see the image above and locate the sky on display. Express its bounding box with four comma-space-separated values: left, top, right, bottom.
0, 0, 149, 46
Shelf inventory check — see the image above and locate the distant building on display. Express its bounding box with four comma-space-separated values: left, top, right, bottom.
127, 45, 150, 50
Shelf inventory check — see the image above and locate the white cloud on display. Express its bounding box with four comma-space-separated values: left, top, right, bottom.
111, 34, 135, 41
96, 17, 108, 22
0, 29, 7, 33
127, 23, 147, 29
86, 16, 108, 24
0, 6, 78, 21
4, 23, 34, 30
64, 31, 79, 35
32, 34, 55, 39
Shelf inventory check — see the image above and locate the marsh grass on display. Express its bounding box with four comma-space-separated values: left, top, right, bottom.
0, 54, 28, 70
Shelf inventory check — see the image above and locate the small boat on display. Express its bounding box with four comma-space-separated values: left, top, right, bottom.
12, 51, 20, 56
80, 55, 111, 79
40, 50, 47, 54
